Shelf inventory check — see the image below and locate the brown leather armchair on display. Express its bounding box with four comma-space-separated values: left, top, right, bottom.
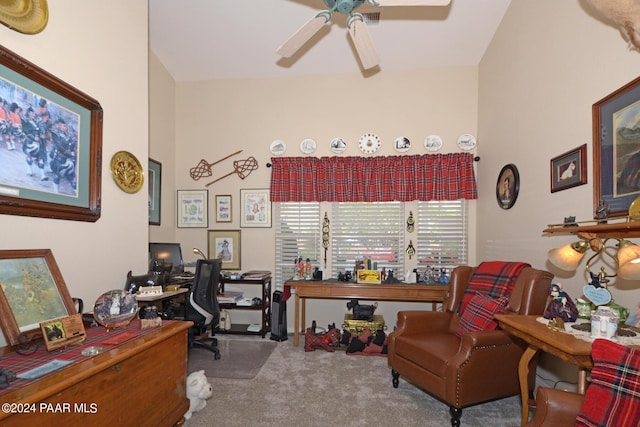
387, 265, 553, 427
524, 387, 583, 427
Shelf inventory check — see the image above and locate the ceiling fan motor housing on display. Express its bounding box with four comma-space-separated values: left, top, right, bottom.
323, 0, 367, 14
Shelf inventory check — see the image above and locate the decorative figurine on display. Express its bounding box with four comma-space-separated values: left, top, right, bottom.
595, 199, 610, 224
543, 283, 579, 322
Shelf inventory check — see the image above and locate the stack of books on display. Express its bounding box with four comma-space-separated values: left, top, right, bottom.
217, 291, 243, 303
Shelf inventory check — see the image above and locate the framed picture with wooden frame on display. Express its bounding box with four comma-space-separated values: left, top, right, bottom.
593, 75, 640, 218
0, 44, 103, 222
177, 189, 208, 228
0, 249, 76, 347
215, 194, 232, 223
148, 158, 162, 225
208, 229, 241, 270
550, 144, 587, 193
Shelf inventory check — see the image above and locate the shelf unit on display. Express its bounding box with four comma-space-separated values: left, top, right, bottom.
543, 220, 640, 239
216, 274, 272, 338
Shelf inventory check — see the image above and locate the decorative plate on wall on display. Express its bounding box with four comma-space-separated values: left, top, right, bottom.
424, 135, 443, 152
110, 151, 144, 193
358, 133, 381, 154
270, 139, 286, 156
394, 136, 411, 153
330, 137, 347, 154
457, 134, 477, 151
300, 138, 317, 154
496, 163, 519, 210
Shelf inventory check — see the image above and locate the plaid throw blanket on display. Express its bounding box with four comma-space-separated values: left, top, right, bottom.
458, 261, 530, 315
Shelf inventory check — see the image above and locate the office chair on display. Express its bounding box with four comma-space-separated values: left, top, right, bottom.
186, 258, 222, 360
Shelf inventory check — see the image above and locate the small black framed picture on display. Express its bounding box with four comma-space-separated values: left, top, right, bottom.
496, 164, 519, 210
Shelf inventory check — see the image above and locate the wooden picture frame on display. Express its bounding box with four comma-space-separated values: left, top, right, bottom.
240, 188, 271, 228
0, 44, 102, 222
550, 144, 587, 193
0, 249, 76, 347
215, 194, 232, 223
208, 229, 241, 270
496, 164, 519, 210
593, 75, 640, 218
177, 189, 208, 228
148, 158, 162, 225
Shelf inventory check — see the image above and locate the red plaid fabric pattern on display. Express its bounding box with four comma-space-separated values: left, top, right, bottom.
458, 261, 530, 315
576, 339, 640, 427
270, 153, 478, 202
456, 292, 509, 337
0, 319, 162, 396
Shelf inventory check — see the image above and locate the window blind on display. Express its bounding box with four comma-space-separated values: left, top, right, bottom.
274, 202, 321, 287
330, 202, 404, 280
416, 200, 468, 271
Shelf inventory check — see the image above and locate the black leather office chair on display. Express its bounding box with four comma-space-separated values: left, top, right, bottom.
186, 258, 222, 360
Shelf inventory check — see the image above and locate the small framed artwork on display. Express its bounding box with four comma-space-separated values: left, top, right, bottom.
240, 188, 271, 228
0, 249, 77, 347
593, 75, 640, 218
550, 144, 587, 193
177, 189, 208, 228
148, 158, 162, 225
208, 229, 241, 270
496, 164, 519, 210
215, 194, 232, 223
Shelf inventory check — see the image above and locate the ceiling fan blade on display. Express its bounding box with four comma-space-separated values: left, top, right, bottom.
276, 14, 331, 58
348, 18, 380, 70
372, 0, 451, 6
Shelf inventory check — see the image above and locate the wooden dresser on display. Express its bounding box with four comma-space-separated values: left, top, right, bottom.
0, 320, 191, 427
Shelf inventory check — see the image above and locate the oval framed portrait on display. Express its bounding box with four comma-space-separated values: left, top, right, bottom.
496, 164, 519, 210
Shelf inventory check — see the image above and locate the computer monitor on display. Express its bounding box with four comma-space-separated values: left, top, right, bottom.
149, 242, 185, 274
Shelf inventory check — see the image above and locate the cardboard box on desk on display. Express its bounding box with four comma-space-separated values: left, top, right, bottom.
356, 270, 381, 284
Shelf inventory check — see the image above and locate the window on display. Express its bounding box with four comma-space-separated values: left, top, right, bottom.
416, 200, 468, 272
274, 202, 321, 286
331, 202, 404, 279
274, 200, 467, 284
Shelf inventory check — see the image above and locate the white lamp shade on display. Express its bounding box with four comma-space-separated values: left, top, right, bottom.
617, 243, 640, 280
548, 241, 587, 271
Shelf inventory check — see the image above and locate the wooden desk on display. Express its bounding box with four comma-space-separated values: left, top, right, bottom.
285, 279, 449, 347
0, 321, 191, 427
495, 314, 593, 426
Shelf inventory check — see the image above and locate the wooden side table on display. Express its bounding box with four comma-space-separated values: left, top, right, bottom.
495, 314, 593, 426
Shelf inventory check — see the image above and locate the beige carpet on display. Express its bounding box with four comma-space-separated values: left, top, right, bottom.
185, 335, 523, 426
188, 339, 277, 379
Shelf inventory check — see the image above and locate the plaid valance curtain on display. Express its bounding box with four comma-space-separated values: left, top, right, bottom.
270, 153, 478, 202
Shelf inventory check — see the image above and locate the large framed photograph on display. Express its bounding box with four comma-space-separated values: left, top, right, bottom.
0, 249, 76, 347
593, 76, 640, 218
240, 188, 271, 228
0, 44, 102, 222
496, 164, 519, 210
148, 158, 162, 225
208, 229, 241, 270
215, 194, 232, 222
177, 189, 208, 228
550, 144, 587, 193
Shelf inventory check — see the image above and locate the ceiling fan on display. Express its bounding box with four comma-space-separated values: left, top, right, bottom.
276, 0, 452, 70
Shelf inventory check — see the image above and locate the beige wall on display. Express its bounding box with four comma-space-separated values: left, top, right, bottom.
155, 67, 481, 326
0, 0, 149, 347
479, 0, 640, 385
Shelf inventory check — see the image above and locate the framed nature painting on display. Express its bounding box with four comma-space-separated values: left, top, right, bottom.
593, 75, 640, 218
0, 249, 76, 347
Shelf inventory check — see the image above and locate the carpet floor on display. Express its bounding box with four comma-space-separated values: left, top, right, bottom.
185, 335, 523, 427
188, 338, 277, 379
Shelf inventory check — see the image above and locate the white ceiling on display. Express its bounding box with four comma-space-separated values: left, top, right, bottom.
149, 0, 511, 82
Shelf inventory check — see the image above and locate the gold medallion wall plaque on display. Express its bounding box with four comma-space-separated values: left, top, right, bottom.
0, 0, 49, 34
110, 151, 144, 193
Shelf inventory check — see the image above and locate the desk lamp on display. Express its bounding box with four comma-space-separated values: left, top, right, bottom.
193, 248, 207, 259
